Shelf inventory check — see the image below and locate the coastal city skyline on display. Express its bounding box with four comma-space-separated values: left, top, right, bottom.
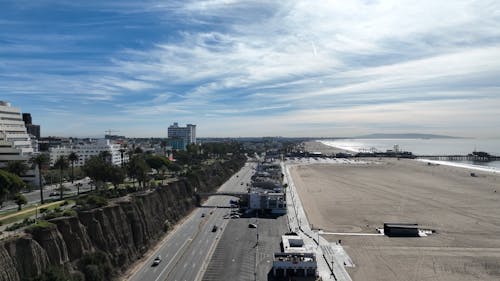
2, 0, 500, 138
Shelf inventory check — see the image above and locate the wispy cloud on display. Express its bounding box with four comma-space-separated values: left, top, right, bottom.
1, 0, 500, 137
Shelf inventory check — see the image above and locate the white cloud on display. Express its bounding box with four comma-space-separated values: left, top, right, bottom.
3, 0, 500, 137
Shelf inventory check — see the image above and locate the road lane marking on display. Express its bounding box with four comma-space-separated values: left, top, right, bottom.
153, 238, 191, 281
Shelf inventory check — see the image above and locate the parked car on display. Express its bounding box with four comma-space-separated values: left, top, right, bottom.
201, 213, 205, 217
212, 225, 218, 232
49, 191, 60, 197
248, 223, 257, 228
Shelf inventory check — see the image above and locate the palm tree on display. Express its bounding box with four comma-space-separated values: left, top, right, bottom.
119, 148, 126, 167
54, 156, 69, 201
68, 152, 79, 184
31, 154, 48, 204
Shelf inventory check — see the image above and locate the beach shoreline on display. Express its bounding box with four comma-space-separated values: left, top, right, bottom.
312, 140, 500, 174
288, 151, 500, 281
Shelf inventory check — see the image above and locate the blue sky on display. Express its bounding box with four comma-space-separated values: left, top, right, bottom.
1, 0, 500, 138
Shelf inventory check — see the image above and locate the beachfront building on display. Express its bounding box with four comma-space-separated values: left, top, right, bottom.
49, 139, 128, 167
273, 234, 317, 277
0, 101, 38, 186
167, 122, 196, 150
248, 191, 287, 214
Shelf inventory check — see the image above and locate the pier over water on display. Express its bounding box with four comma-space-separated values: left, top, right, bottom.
416, 151, 500, 162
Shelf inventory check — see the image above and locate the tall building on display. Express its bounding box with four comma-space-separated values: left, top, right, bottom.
0, 101, 37, 186
167, 122, 196, 150
0, 101, 34, 155
22, 112, 41, 139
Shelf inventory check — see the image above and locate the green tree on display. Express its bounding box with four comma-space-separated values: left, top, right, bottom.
186, 143, 199, 155
83, 156, 108, 190
32, 266, 77, 281
133, 146, 143, 154
127, 155, 150, 189
13, 193, 27, 211
119, 148, 126, 167
99, 151, 112, 164
68, 152, 79, 184
0, 170, 25, 207
145, 155, 170, 171
109, 166, 125, 189
6, 160, 28, 177
54, 156, 69, 200
31, 154, 48, 204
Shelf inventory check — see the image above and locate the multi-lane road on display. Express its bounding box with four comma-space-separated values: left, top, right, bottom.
127, 162, 255, 281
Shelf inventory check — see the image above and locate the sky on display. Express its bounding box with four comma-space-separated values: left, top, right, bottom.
1, 0, 500, 138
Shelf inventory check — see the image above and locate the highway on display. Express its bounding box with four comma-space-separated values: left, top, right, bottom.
127, 162, 255, 281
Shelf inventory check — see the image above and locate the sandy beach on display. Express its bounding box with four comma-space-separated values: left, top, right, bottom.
303, 141, 350, 155
289, 145, 500, 281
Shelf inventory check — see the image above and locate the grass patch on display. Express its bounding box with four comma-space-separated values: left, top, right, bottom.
25, 220, 55, 233
0, 200, 72, 225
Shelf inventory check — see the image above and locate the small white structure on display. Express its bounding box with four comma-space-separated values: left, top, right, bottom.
273, 234, 317, 277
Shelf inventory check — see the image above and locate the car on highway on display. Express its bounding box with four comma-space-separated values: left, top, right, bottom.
152, 256, 161, 266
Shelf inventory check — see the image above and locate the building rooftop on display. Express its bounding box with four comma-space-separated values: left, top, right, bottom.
282, 235, 307, 253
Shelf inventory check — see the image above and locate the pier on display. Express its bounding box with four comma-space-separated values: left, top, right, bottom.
416, 154, 500, 161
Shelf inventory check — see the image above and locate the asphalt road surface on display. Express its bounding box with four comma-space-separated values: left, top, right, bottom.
202, 214, 288, 281
127, 162, 256, 281
0, 178, 92, 211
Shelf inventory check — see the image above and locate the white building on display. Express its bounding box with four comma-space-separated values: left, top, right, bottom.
0, 101, 34, 155
248, 190, 287, 214
167, 122, 196, 148
50, 139, 128, 167
0, 101, 37, 186
273, 234, 317, 277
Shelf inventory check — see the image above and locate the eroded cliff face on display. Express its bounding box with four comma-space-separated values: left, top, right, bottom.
0, 157, 245, 281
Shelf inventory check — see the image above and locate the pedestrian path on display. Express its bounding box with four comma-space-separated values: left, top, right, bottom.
282, 162, 353, 281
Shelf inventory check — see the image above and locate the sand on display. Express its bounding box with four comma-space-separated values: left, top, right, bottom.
303, 141, 350, 155
289, 157, 500, 281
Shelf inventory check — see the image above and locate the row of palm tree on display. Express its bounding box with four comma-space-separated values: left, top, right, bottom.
31, 152, 79, 204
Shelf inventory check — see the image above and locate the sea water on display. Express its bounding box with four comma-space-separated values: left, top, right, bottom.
320, 138, 500, 170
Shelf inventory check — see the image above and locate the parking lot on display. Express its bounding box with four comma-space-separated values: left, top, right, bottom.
202, 213, 288, 281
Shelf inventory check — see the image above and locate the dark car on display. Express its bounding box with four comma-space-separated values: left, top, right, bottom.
212, 225, 218, 232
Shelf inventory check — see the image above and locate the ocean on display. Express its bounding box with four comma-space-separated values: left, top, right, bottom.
319, 138, 500, 170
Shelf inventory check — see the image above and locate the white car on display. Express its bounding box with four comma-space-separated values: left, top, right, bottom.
152, 256, 161, 266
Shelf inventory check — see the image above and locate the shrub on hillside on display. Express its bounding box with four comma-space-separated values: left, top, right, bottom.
76, 195, 108, 209
25, 220, 55, 233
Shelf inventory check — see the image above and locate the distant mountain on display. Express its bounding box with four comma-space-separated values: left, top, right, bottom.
353, 133, 461, 139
